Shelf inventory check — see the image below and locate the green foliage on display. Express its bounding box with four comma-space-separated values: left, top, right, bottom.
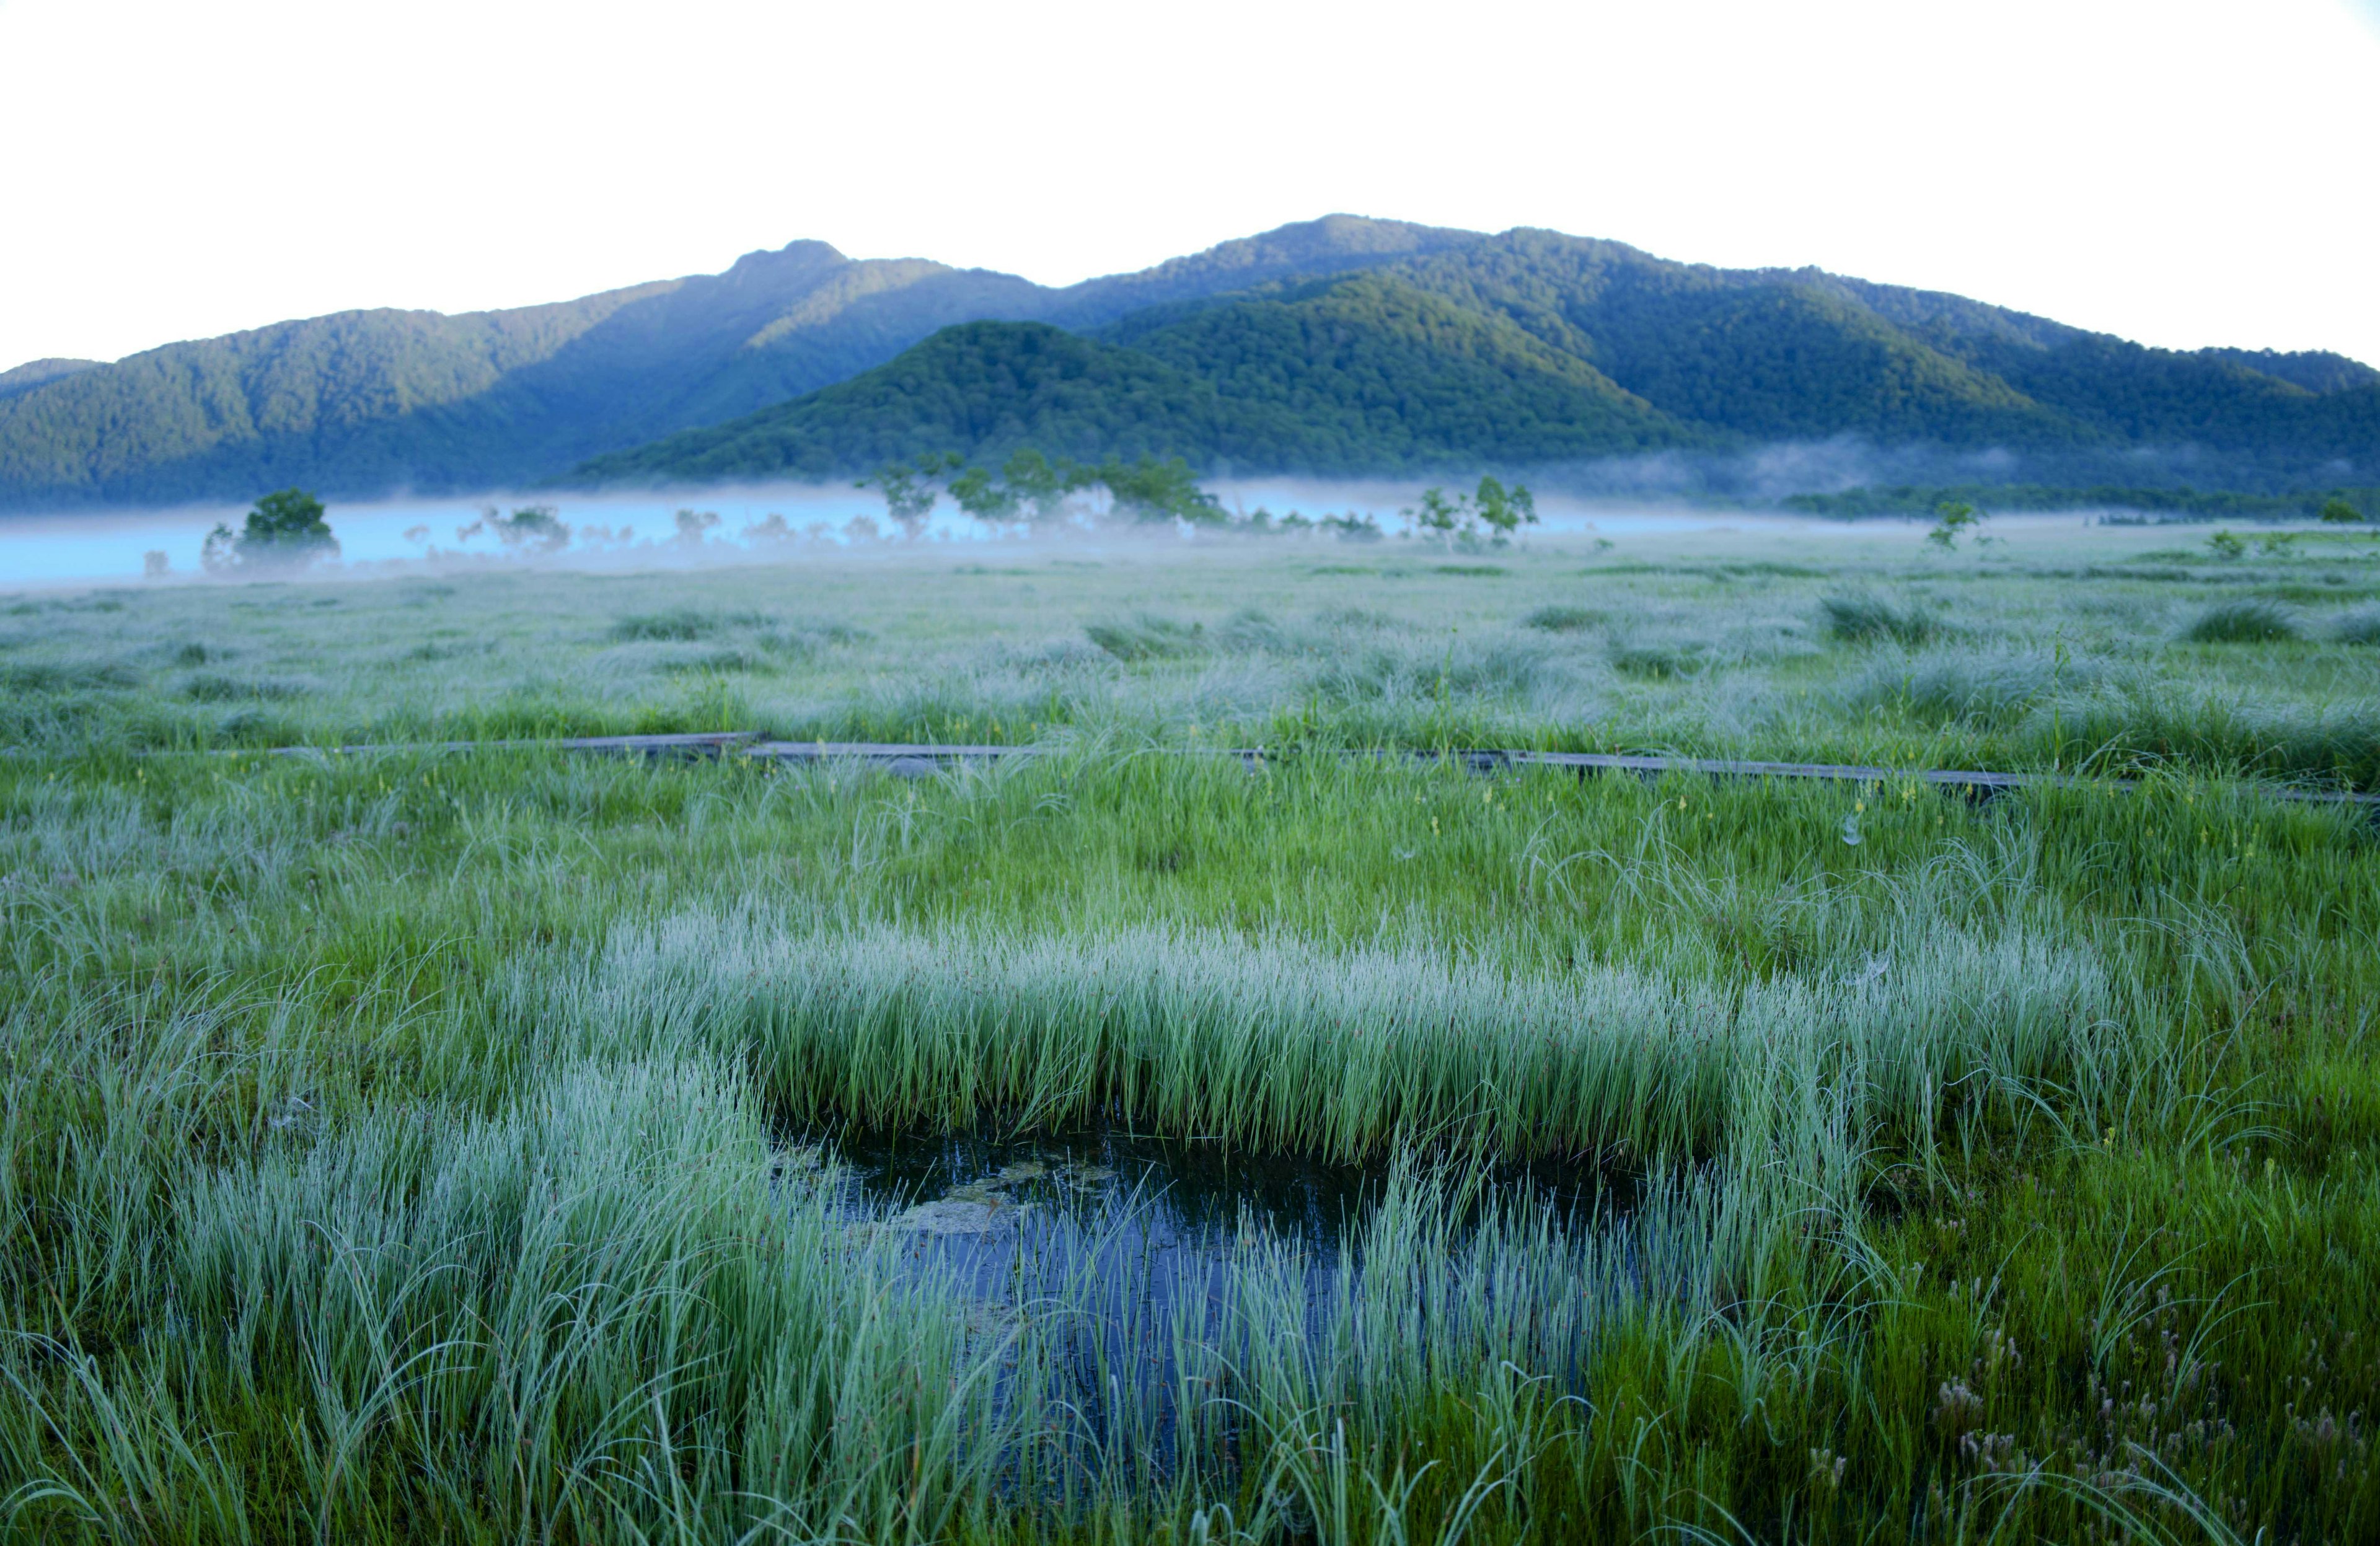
2337, 605, 2380, 646
926, 449, 1222, 529
201, 487, 339, 573
2183, 599, 2301, 643
2321, 497, 2366, 523
1096, 453, 1223, 524
1787, 482, 2380, 519
1473, 474, 1536, 537
459, 503, 570, 553
2205, 529, 2247, 560
1397, 478, 1540, 547
1926, 499, 1981, 550
857, 451, 963, 538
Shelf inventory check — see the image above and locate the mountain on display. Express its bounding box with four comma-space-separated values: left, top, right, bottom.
572, 323, 1252, 483
1038, 214, 1479, 329
576, 271, 1705, 485
578, 229, 2379, 489
0, 217, 1468, 511
0, 358, 100, 403
5, 216, 2374, 510
2194, 349, 2379, 396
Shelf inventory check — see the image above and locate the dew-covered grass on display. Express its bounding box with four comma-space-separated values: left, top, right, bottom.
4, 520, 2380, 1540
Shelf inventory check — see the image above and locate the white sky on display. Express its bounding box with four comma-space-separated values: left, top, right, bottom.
4, 0, 2378, 372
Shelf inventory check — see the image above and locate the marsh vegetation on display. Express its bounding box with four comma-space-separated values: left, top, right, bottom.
3, 520, 2378, 1541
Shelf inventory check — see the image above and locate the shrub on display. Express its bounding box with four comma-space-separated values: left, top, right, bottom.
1085, 613, 1205, 662
2182, 599, 2299, 644
1609, 643, 1704, 680
182, 672, 312, 701
1821, 592, 1937, 646
2335, 606, 2380, 646
1524, 605, 1604, 633
607, 608, 773, 643
202, 488, 340, 573
1848, 650, 2089, 727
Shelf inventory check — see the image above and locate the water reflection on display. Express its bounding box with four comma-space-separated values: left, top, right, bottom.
802, 1123, 1629, 1353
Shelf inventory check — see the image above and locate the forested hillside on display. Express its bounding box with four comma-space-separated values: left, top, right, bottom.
579, 231, 2379, 489
0, 219, 1466, 510
573, 276, 1711, 484
0, 358, 99, 403
6, 216, 2374, 508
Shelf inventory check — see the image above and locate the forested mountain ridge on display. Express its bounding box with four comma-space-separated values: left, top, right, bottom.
578, 231, 2379, 488
1388, 230, 2380, 457
6, 215, 2374, 509
0, 358, 101, 403
570, 273, 1717, 486
0, 217, 1466, 511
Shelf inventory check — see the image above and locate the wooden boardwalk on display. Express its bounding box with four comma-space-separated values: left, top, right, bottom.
250, 731, 759, 759
741, 739, 2379, 810
218, 732, 2379, 812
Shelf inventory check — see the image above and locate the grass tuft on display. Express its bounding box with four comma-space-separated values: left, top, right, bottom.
1524, 605, 1605, 633
1821, 591, 1937, 645
1085, 613, 1205, 662
2182, 599, 2300, 644
2333, 604, 2380, 646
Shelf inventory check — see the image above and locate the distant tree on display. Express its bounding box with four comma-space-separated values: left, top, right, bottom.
843, 514, 882, 544
1403, 487, 1470, 545
470, 504, 570, 554
1474, 477, 1538, 543
941, 448, 1221, 530
1096, 454, 1223, 525
2320, 498, 2366, 524
949, 465, 1021, 525
2205, 529, 2246, 560
1927, 501, 1981, 550
1000, 449, 1093, 525
202, 488, 340, 573
143, 550, 169, 579
740, 514, 794, 547
858, 452, 964, 539
673, 509, 721, 548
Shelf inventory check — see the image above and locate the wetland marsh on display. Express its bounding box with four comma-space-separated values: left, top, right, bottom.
4, 520, 2378, 1541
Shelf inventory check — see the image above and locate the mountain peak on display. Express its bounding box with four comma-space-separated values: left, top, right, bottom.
718, 239, 852, 286
0, 357, 103, 402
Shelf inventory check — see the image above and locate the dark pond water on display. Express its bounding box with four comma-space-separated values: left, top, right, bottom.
795, 1122, 1627, 1336
778, 1123, 1642, 1476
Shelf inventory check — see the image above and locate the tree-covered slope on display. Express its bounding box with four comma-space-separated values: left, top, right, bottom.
1103, 271, 1696, 464
1041, 214, 1481, 330
7, 214, 2374, 508
570, 276, 1720, 485
0, 358, 100, 403
569, 323, 1256, 483
0, 244, 1052, 508
1390, 229, 2378, 461
0, 217, 1472, 511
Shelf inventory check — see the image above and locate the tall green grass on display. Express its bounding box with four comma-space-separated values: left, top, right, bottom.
7, 530, 2380, 1539
570, 910, 2118, 1162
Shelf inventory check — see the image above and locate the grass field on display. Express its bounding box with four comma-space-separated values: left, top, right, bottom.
4, 519, 2379, 1542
